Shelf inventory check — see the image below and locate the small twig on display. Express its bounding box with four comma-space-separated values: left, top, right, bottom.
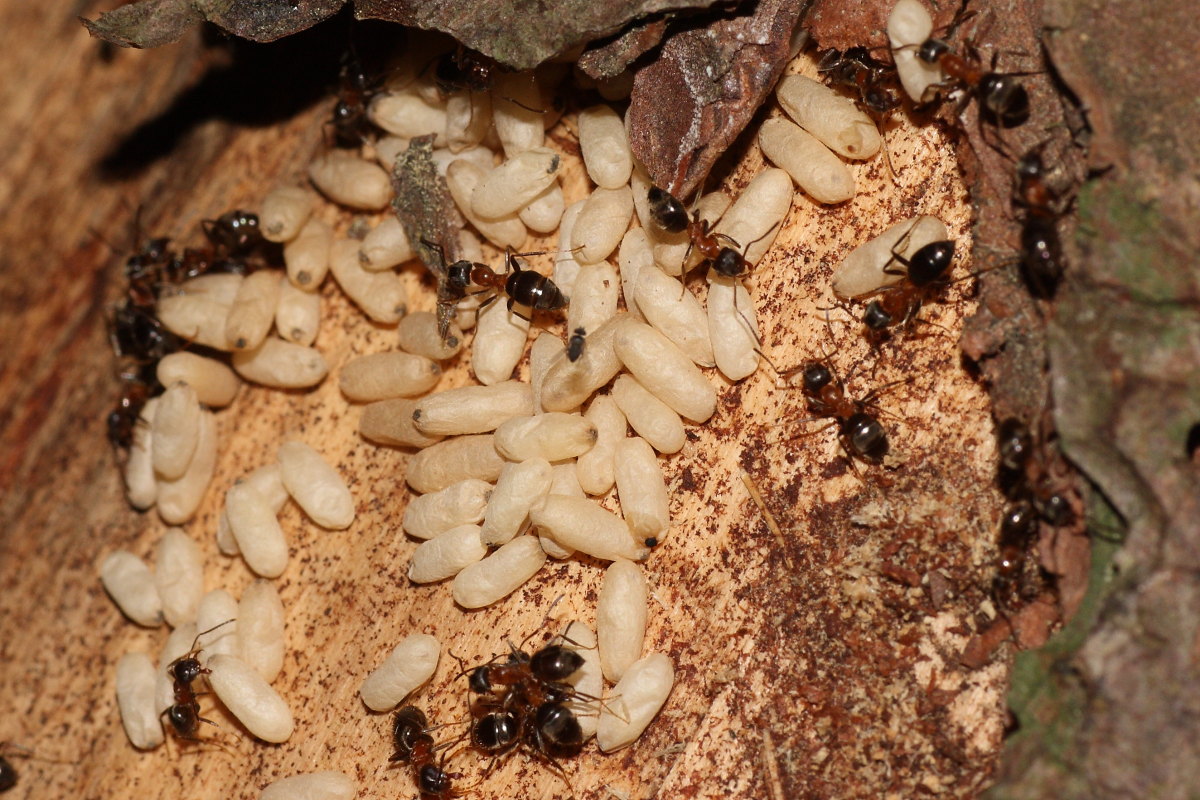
741, 472, 793, 570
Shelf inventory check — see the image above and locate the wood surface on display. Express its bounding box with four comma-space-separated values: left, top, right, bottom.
0, 7, 1015, 799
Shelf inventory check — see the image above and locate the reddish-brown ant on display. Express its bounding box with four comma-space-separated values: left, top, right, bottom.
782, 360, 906, 464
646, 185, 748, 278
329, 52, 378, 147
908, 3, 1031, 128
435, 47, 496, 96
161, 620, 235, 741
855, 224, 958, 339
390, 705, 463, 800
818, 47, 902, 118
1012, 144, 1071, 298
426, 243, 568, 323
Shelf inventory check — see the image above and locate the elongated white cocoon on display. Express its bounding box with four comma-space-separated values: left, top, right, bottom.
614, 319, 716, 422
360, 398, 445, 449
776, 75, 882, 159
340, 352, 441, 402
370, 91, 447, 142
403, 478, 493, 540
571, 186, 633, 265
284, 216, 333, 290
408, 524, 488, 583
832, 215, 950, 298
889, 0, 945, 103
597, 653, 674, 751
124, 397, 158, 510
359, 215, 415, 271
472, 148, 561, 219
208, 654, 295, 742
553, 200, 585, 296
329, 239, 408, 323
530, 495, 649, 561
226, 269, 283, 351
154, 528, 203, 627
413, 381, 534, 436
492, 72, 544, 158
493, 413, 597, 462
575, 395, 625, 495
275, 277, 321, 346
359, 633, 441, 711
407, 434, 506, 493
151, 382, 200, 481
540, 314, 624, 412
530, 332, 562, 414
617, 228, 653, 320
156, 408, 217, 525
116, 652, 163, 749
713, 168, 793, 267
195, 589, 239, 660
566, 262, 619, 339
707, 275, 760, 381
238, 579, 286, 683
519, 181, 565, 233
579, 105, 633, 189
613, 437, 669, 543
759, 118, 854, 205
446, 160, 527, 250
480, 459, 553, 546
397, 311, 463, 360
157, 353, 240, 408
156, 293, 235, 351
472, 301, 532, 386
445, 89, 492, 153
563, 621, 602, 738
102, 551, 162, 627
610, 375, 685, 454
260, 771, 355, 800
452, 536, 547, 608
597, 558, 649, 681
260, 186, 315, 243
308, 151, 392, 210
278, 441, 355, 530
233, 338, 328, 388
633, 266, 714, 367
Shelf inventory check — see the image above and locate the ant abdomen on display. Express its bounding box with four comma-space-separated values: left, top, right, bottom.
844, 412, 888, 461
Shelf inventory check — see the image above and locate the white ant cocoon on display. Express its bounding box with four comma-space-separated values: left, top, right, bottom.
714, 168, 793, 267
451, 535, 547, 608
278, 440, 356, 530
195, 589, 239, 660
208, 653, 295, 743
530, 495, 649, 562
775, 75, 883, 160
613, 319, 717, 422
406, 434, 507, 493
408, 524, 488, 583
493, 413, 598, 462
610, 374, 686, 455
596, 653, 675, 752
329, 239, 408, 324
359, 215, 415, 271
360, 398, 446, 449
472, 301, 532, 386
471, 147, 561, 219
154, 527, 204, 628
519, 180, 565, 233
101, 550, 163, 627
237, 579, 286, 683
359, 633, 441, 712
566, 262, 620, 341
259, 771, 356, 800
571, 186, 633, 265
275, 277, 321, 346
413, 381, 534, 436
446, 159, 527, 250
157, 352, 241, 407
151, 381, 200, 481
284, 216, 333, 291
398, 311, 463, 360
575, 395, 626, 495
402, 478, 493, 540
492, 72, 545, 158
116, 652, 164, 750
226, 269, 283, 351
308, 151, 393, 211
597, 558, 649, 682
539, 313, 625, 412
632, 265, 715, 368
124, 396, 159, 510
232, 337, 329, 389
339, 352, 441, 402
707, 274, 761, 381
260, 186, 315, 243
370, 91, 448, 143
156, 408, 218, 525
578, 104, 633, 189
613, 437, 670, 544
759, 118, 855, 205
480, 458, 553, 546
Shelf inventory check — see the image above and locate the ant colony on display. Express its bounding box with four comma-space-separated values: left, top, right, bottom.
89, 0, 1082, 796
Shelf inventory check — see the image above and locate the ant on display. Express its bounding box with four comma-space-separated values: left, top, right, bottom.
1012, 144, 1071, 298
817, 46, 901, 118
566, 327, 587, 362
854, 223, 958, 339
783, 360, 905, 463
431, 243, 568, 321
106, 367, 158, 451
646, 185, 747, 278
161, 620, 235, 741
909, 3, 1031, 128
330, 52, 379, 147
201, 210, 263, 259
434, 47, 496, 96
390, 705, 463, 800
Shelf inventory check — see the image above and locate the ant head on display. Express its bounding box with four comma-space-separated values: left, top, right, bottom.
530, 644, 584, 682
801, 363, 834, 396
980, 75, 1030, 128
862, 301, 893, 332
917, 37, 950, 64
864, 86, 900, 114
446, 261, 472, 290
1000, 502, 1036, 544
712, 247, 745, 278
171, 657, 203, 686
907, 240, 956, 286
845, 412, 887, 461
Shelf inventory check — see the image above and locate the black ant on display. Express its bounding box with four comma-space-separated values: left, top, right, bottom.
1012, 145, 1070, 298
566, 327, 587, 362
201, 210, 263, 258
330, 52, 378, 147
390, 705, 463, 800
784, 360, 904, 463
910, 4, 1031, 128
106, 366, 158, 452
161, 620, 235, 741
434, 47, 497, 96
855, 223, 958, 339
429, 244, 568, 322
646, 185, 748, 278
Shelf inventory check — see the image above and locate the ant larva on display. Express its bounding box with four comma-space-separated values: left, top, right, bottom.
161, 620, 235, 741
